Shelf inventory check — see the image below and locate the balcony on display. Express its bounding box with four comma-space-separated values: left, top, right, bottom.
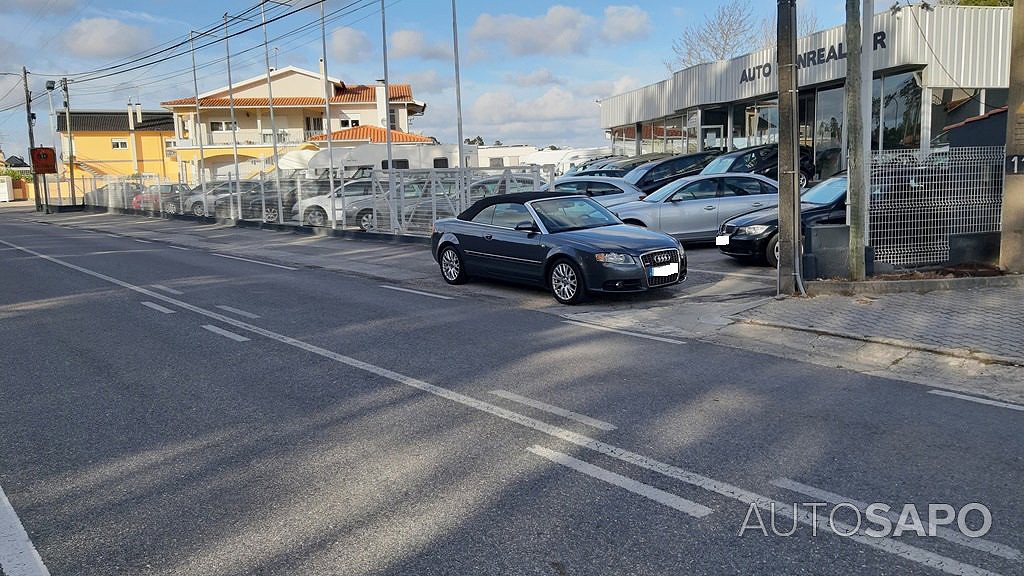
175, 129, 312, 148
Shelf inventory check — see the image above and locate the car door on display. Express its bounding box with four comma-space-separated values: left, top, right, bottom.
719, 177, 777, 227
456, 205, 497, 273
484, 202, 547, 281
585, 181, 632, 205
657, 178, 720, 240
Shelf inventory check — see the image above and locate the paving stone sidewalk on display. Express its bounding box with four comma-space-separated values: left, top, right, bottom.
734, 287, 1024, 365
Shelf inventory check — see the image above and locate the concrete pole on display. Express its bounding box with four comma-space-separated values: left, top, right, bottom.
224, 14, 243, 219
776, 0, 800, 295
1000, 3, 1024, 272
261, 1, 284, 223
62, 78, 77, 205
22, 67, 42, 211
189, 31, 209, 215
451, 0, 467, 207
381, 0, 396, 220
320, 3, 338, 230
845, 0, 866, 281
127, 98, 139, 175
861, 0, 873, 250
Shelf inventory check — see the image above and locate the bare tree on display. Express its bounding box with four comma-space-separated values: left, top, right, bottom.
758, 4, 820, 49
669, 0, 756, 71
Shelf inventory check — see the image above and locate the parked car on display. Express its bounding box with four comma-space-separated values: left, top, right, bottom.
130, 184, 190, 212
612, 173, 779, 242
544, 177, 644, 208
290, 179, 377, 227
622, 151, 721, 194
716, 175, 848, 267
700, 144, 816, 188
178, 181, 236, 217
605, 153, 672, 172
569, 168, 630, 178
84, 182, 144, 208
431, 192, 686, 304
563, 155, 624, 175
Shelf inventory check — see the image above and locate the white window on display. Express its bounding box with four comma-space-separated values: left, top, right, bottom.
210, 121, 236, 132
351, 119, 359, 127
388, 109, 397, 130
164, 140, 176, 148
111, 139, 128, 149
304, 116, 324, 132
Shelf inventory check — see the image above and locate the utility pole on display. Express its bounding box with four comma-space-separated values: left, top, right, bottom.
224, 13, 242, 217
776, 0, 801, 295
451, 0, 467, 207
22, 67, 42, 211
261, 0, 284, 223
380, 0, 395, 221
61, 77, 76, 205
845, 0, 866, 280
320, 1, 338, 229
127, 98, 140, 175
189, 30, 209, 215
1001, 2, 1024, 271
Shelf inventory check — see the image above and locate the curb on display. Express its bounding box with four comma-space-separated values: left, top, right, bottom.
732, 317, 1024, 368
805, 274, 1024, 295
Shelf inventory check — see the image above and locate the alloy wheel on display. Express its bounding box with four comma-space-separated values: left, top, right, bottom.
441, 248, 460, 282
551, 262, 577, 302
264, 207, 279, 223
359, 211, 375, 231
306, 208, 326, 227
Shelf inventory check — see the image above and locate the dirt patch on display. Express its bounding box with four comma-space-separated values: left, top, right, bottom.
870, 262, 1003, 281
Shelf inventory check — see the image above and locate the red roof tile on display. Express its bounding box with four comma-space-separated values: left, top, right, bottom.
308, 125, 433, 144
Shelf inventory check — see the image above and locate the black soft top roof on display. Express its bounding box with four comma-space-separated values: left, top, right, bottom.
457, 191, 579, 221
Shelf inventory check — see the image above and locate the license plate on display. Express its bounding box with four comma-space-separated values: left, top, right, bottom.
650, 263, 679, 277
715, 234, 730, 246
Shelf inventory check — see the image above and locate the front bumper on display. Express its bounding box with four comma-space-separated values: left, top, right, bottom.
582, 250, 687, 293
718, 233, 772, 258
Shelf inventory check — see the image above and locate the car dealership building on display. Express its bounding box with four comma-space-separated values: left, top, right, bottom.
599, 4, 1013, 180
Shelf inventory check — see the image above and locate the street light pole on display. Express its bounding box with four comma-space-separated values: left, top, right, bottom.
846, 0, 867, 281
61, 77, 77, 206
261, 0, 285, 223
21, 67, 42, 212
380, 0, 395, 220
321, 1, 339, 230
189, 30, 210, 215
224, 13, 243, 218
451, 0, 467, 207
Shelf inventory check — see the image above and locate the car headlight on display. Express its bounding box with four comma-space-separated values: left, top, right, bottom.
595, 252, 634, 265
738, 225, 772, 235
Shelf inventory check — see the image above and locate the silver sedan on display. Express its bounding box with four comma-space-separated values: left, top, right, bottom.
545, 176, 643, 208
612, 173, 779, 242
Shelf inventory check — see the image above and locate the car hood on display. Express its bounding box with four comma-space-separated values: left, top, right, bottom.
553, 224, 677, 254
726, 202, 835, 227
609, 200, 654, 215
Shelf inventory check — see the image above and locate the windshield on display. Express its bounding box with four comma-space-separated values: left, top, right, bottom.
701, 156, 734, 175
531, 197, 620, 233
801, 176, 847, 205
622, 164, 651, 185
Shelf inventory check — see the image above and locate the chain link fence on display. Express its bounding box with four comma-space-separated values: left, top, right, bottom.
869, 146, 1004, 268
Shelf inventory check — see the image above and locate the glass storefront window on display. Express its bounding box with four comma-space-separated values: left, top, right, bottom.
665, 116, 684, 154
880, 72, 921, 150
814, 86, 844, 179
745, 99, 779, 146
611, 125, 636, 156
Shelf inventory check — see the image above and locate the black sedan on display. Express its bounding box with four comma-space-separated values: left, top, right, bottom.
431, 192, 686, 304
716, 175, 848, 267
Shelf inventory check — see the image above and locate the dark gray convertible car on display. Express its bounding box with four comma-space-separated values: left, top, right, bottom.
431, 192, 686, 304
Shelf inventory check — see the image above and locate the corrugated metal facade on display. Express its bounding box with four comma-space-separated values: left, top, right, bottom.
600, 5, 1011, 129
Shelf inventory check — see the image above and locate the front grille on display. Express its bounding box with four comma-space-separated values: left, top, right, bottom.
640, 249, 679, 267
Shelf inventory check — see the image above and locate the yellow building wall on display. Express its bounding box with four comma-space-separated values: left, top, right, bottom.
62, 130, 178, 179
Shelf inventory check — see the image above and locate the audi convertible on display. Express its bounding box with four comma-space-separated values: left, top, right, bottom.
431, 192, 686, 304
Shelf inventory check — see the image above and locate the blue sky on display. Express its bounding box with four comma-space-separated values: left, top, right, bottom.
0, 1, 845, 158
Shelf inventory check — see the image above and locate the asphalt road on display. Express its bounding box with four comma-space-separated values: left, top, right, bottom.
0, 214, 1021, 576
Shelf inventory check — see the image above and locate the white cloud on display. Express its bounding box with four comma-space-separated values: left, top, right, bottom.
470, 6, 593, 56
581, 75, 642, 99
62, 18, 149, 59
472, 86, 598, 125
507, 68, 563, 87
390, 29, 451, 61
1, 0, 75, 13
600, 5, 651, 43
397, 69, 450, 95
330, 27, 374, 64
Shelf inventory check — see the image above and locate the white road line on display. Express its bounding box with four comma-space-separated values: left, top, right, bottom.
151, 284, 184, 295
0, 237, 1002, 576
211, 253, 297, 270
140, 301, 176, 314
490, 390, 616, 431
201, 325, 250, 342
0, 483, 50, 576
928, 390, 1024, 412
379, 285, 454, 300
527, 445, 712, 518
562, 320, 686, 345
772, 477, 1021, 561
104, 234, 119, 238
215, 305, 260, 319
134, 239, 152, 244
687, 267, 773, 281
168, 246, 190, 251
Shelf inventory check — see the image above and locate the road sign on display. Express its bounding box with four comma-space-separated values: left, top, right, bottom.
29, 147, 58, 174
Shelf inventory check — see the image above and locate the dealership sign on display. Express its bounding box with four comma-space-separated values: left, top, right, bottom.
740, 31, 889, 84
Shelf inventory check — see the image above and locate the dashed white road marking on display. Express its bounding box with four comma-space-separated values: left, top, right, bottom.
104, 234, 119, 238
490, 390, 616, 431
133, 239, 152, 244
216, 305, 260, 319
772, 477, 1021, 561
0, 483, 50, 576
140, 301, 176, 314
562, 320, 686, 345
527, 445, 712, 518
928, 390, 1024, 412
379, 285, 454, 300
211, 253, 297, 270
201, 324, 250, 342
151, 284, 184, 295
168, 246, 190, 251
0, 236, 1004, 576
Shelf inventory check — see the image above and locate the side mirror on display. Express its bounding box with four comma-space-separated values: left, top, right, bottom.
514, 221, 538, 232
638, 194, 647, 201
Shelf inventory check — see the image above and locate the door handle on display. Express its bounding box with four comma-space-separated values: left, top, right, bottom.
751, 202, 764, 207
703, 205, 716, 211
484, 234, 493, 240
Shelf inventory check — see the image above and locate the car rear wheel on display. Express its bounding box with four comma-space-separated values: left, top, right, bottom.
163, 201, 178, 215
549, 259, 586, 305
439, 245, 468, 285
191, 202, 206, 217
305, 207, 327, 227
263, 206, 279, 223
357, 209, 375, 231
799, 171, 810, 189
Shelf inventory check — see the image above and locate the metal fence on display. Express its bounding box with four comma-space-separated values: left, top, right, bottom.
74, 165, 555, 236
869, 146, 1004, 267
